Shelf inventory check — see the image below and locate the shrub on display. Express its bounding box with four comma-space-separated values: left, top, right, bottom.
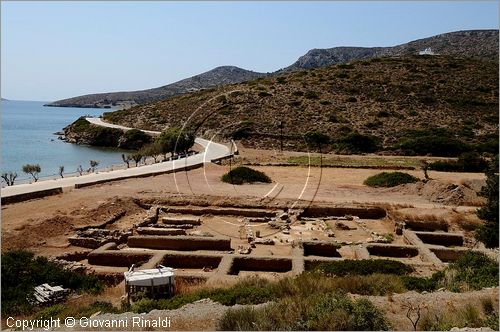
2, 250, 103, 315
429, 152, 488, 172
336, 132, 381, 153
475, 158, 499, 248
217, 293, 389, 331
221, 166, 271, 185
397, 136, 470, 157
376, 110, 391, 117
257, 91, 272, 97
120, 129, 152, 150
304, 131, 330, 152
446, 251, 498, 291
304, 90, 319, 99
314, 259, 413, 277
364, 172, 419, 187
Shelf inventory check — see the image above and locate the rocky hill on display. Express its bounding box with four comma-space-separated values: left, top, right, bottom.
101, 55, 498, 155
284, 30, 498, 71
48, 30, 498, 109
45, 66, 267, 109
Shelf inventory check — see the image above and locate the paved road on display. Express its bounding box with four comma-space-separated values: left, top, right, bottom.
1, 118, 232, 198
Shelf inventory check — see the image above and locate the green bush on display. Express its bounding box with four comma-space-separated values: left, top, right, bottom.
364, 172, 419, 187
429, 152, 488, 172
403, 251, 499, 293
1, 250, 103, 315
121, 129, 152, 150
314, 259, 413, 277
336, 132, 381, 153
475, 158, 499, 248
446, 251, 499, 291
397, 136, 470, 157
221, 166, 271, 185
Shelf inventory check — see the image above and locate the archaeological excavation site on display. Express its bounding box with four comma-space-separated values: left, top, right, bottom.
41, 197, 493, 289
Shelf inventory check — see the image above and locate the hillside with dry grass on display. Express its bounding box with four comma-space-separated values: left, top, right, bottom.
103, 55, 498, 155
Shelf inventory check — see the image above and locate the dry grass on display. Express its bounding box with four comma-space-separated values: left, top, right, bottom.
449, 212, 483, 232
388, 210, 446, 223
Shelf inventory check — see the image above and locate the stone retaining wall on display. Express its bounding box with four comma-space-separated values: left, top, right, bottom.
2, 187, 63, 205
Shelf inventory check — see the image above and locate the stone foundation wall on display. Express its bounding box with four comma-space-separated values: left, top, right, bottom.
301, 206, 386, 219
127, 235, 232, 251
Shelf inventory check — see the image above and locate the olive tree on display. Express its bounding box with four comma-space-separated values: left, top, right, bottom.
1, 172, 17, 186
121, 154, 132, 168
22, 164, 41, 182
89, 160, 99, 172
156, 127, 196, 157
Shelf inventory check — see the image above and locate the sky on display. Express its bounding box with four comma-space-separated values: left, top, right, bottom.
1, 1, 498, 101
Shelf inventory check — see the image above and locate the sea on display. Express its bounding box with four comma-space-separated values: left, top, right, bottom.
1, 100, 128, 182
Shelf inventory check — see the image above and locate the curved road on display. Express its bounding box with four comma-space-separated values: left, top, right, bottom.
1, 118, 232, 199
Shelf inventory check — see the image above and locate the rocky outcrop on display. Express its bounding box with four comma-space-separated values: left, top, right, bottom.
59, 117, 151, 150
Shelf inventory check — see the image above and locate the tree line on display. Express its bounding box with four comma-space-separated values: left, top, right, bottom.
1, 126, 196, 185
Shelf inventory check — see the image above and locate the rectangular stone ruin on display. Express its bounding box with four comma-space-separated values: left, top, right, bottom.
366, 244, 419, 258
414, 231, 464, 247
127, 235, 232, 251
429, 247, 470, 263
229, 257, 293, 275
136, 227, 186, 236
68, 228, 132, 249
162, 217, 201, 226
403, 219, 448, 232
88, 251, 153, 267
302, 241, 342, 257
163, 206, 276, 218
161, 254, 222, 270
300, 206, 386, 219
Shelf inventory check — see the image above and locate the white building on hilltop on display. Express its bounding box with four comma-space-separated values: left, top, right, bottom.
419, 47, 436, 56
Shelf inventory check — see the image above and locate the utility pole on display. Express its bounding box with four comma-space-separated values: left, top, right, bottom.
278, 121, 284, 152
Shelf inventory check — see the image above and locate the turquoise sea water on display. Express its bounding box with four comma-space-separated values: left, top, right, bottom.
1, 100, 127, 182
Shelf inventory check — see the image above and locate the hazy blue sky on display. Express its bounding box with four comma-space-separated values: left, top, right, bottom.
1, 1, 498, 101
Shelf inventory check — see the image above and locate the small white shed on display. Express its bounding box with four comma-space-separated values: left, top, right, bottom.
124, 265, 175, 300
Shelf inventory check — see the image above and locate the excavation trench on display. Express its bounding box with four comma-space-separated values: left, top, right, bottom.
300, 206, 386, 219
415, 231, 464, 247
127, 235, 232, 251
366, 244, 419, 258
302, 241, 342, 257
229, 257, 293, 275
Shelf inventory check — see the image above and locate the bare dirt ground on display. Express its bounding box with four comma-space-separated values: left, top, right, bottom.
1, 160, 485, 256
1, 151, 494, 331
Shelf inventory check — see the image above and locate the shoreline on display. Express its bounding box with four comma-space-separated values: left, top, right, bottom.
0, 137, 233, 201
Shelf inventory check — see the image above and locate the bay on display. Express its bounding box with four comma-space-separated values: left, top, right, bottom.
1, 100, 127, 182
